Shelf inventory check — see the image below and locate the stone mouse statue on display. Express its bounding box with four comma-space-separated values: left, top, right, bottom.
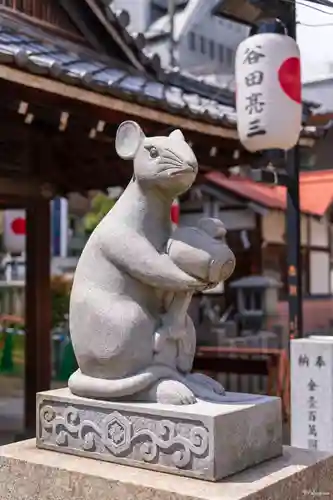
68, 121, 233, 405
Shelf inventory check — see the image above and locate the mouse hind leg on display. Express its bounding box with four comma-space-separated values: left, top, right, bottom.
176, 313, 196, 374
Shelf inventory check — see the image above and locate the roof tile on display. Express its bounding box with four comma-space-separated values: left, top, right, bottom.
205, 170, 333, 216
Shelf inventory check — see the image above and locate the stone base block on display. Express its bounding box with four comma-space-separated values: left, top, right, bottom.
1, 440, 333, 500
36, 388, 282, 481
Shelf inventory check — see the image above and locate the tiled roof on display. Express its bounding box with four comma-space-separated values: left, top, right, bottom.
0, 14, 240, 129
299, 170, 333, 216
206, 170, 333, 216
0, 13, 318, 138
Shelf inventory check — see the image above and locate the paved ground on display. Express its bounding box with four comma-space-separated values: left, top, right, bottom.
0, 375, 67, 446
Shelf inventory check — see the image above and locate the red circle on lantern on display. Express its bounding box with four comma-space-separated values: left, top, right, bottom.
11, 217, 26, 235
278, 57, 301, 104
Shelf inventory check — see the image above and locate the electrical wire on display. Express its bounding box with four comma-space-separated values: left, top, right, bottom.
298, 0, 333, 14
308, 0, 333, 7
299, 21, 333, 25
280, 0, 333, 15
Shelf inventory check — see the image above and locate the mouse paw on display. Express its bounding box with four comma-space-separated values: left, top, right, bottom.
153, 379, 197, 405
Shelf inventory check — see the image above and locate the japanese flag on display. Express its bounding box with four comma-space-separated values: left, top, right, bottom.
3, 210, 26, 254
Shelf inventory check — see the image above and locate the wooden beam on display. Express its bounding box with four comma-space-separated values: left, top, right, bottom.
0, 72, 315, 149
193, 144, 256, 170
24, 199, 52, 433
0, 65, 239, 140
0, 177, 55, 198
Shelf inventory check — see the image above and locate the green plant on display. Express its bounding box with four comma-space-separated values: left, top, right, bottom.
0, 331, 14, 372
51, 275, 72, 329
84, 192, 115, 234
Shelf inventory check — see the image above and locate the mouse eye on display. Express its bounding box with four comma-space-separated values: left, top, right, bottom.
149, 147, 159, 159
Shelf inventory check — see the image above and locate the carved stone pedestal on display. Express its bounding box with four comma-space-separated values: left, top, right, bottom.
36, 388, 282, 481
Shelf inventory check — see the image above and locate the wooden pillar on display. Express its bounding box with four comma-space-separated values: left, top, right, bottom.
24, 198, 51, 433
253, 214, 263, 274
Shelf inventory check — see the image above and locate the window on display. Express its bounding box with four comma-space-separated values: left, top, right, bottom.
243, 290, 262, 312
188, 31, 196, 51
199, 35, 206, 54
218, 44, 224, 63
244, 291, 252, 310
253, 290, 262, 310
226, 47, 233, 67
209, 40, 215, 59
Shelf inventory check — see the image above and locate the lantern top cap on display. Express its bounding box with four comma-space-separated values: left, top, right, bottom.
249, 18, 287, 36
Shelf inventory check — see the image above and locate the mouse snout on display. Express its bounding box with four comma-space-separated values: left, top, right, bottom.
185, 150, 198, 171
187, 159, 198, 171
179, 143, 198, 172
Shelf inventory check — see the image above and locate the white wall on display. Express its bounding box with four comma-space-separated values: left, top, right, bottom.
178, 2, 247, 75
302, 78, 333, 114
310, 217, 329, 248
262, 211, 332, 295
310, 251, 330, 295
112, 0, 151, 33
218, 209, 255, 231
180, 208, 255, 231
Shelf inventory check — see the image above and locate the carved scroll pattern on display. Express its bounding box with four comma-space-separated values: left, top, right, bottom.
39, 405, 209, 468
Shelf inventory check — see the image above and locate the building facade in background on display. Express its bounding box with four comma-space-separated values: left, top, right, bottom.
112, 0, 248, 84
180, 170, 333, 301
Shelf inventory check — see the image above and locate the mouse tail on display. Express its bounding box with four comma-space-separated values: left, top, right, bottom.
68, 365, 185, 400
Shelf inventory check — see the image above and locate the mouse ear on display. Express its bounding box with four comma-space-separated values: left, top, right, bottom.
169, 129, 185, 142
115, 121, 145, 160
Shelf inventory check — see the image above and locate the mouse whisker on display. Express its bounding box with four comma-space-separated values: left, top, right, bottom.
162, 157, 183, 165
159, 160, 183, 168
164, 148, 182, 162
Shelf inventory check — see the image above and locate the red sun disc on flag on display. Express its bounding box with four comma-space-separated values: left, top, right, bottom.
278, 57, 301, 104
11, 217, 26, 235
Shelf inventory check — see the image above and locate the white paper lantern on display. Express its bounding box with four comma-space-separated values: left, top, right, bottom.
3, 210, 26, 254
235, 33, 302, 153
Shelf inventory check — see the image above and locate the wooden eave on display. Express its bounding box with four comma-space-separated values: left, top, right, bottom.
0, 63, 317, 196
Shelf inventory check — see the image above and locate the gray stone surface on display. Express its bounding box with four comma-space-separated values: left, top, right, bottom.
1, 439, 333, 500
36, 388, 282, 481
68, 121, 236, 405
